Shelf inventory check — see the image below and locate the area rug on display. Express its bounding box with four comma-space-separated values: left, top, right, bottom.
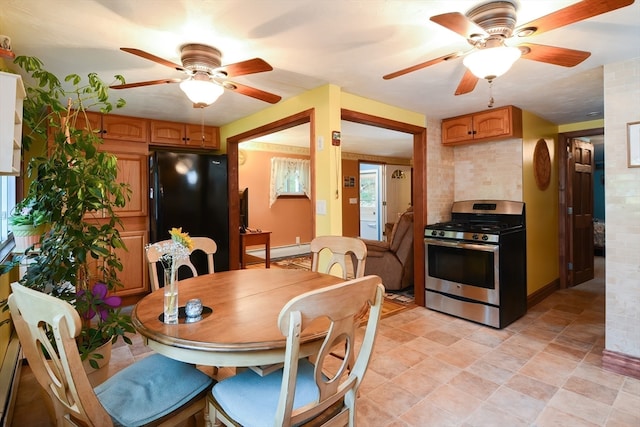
273, 254, 414, 318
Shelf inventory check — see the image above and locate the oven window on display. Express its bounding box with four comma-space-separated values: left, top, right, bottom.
428, 244, 495, 289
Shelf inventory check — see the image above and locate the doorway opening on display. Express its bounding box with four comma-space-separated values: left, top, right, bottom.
359, 163, 384, 240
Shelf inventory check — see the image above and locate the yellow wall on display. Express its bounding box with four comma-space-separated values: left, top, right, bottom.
558, 119, 604, 133
522, 111, 559, 295
221, 84, 425, 237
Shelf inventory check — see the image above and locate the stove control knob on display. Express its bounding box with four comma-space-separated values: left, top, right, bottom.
472, 234, 479, 240
431, 230, 438, 236
438, 231, 445, 237
482, 235, 489, 241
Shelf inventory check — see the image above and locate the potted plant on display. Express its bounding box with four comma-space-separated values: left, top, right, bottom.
8, 195, 49, 253
12, 55, 135, 368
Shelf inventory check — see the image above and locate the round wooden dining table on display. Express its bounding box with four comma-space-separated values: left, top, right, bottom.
131, 268, 344, 367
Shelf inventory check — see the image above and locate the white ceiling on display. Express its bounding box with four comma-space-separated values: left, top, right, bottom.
2, 1, 638, 158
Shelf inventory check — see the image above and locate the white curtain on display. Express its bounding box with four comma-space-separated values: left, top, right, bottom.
270, 157, 310, 207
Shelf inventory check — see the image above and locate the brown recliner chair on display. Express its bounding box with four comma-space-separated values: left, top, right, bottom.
361, 207, 414, 291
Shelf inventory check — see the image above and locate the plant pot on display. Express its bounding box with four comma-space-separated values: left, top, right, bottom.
11, 223, 46, 253
82, 338, 113, 386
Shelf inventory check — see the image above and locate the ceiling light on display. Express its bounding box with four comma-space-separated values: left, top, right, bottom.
463, 46, 522, 80
179, 71, 224, 106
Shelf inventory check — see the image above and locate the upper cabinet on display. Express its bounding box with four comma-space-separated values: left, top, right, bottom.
442, 105, 522, 146
102, 114, 149, 143
150, 119, 220, 149
73, 111, 149, 143
0, 72, 26, 175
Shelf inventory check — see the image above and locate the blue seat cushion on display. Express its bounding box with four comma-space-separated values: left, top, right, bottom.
212, 358, 321, 427
94, 353, 214, 426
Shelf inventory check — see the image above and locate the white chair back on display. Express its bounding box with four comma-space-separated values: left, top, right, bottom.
209, 275, 384, 427
8, 282, 213, 426
310, 235, 367, 279
146, 236, 217, 291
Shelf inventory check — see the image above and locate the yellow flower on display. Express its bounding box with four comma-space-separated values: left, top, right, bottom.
169, 227, 194, 251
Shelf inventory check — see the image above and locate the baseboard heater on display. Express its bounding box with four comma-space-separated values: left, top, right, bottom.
0, 334, 22, 426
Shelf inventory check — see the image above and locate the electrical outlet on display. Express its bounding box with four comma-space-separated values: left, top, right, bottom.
295, 236, 300, 245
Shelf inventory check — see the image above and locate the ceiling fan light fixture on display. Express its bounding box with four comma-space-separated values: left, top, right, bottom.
179, 72, 224, 106
463, 46, 521, 80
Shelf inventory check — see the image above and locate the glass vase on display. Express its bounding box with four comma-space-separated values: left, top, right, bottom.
163, 267, 179, 324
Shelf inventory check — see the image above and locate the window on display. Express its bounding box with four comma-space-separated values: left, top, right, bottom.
0, 175, 17, 256
269, 157, 310, 206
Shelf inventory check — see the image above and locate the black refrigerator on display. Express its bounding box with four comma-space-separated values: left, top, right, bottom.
150, 151, 229, 274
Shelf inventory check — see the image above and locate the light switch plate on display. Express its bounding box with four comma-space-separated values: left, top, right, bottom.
316, 199, 327, 215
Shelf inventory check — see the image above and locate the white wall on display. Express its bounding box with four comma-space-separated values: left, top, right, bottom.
604, 57, 640, 358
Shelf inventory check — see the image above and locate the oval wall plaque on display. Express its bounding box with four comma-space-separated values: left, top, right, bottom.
533, 138, 551, 191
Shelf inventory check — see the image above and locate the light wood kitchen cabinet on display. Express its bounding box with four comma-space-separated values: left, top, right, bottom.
113, 228, 148, 299
442, 105, 522, 145
150, 119, 220, 149
0, 71, 26, 175
66, 120, 151, 300
73, 111, 149, 143
102, 114, 149, 143
112, 151, 148, 217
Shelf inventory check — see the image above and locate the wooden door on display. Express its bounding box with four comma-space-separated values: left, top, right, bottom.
570, 138, 594, 286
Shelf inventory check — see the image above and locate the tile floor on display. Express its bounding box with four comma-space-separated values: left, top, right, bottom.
11, 256, 640, 426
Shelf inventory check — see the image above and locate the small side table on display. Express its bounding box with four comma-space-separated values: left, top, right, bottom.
240, 230, 271, 269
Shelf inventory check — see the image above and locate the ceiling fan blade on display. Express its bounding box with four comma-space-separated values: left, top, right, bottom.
217, 58, 273, 77
454, 69, 479, 96
120, 47, 186, 72
225, 81, 282, 104
383, 51, 464, 80
515, 0, 634, 37
518, 43, 591, 67
430, 12, 488, 39
109, 78, 182, 89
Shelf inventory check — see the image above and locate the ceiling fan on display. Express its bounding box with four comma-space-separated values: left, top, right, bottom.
383, 0, 635, 96
111, 43, 282, 107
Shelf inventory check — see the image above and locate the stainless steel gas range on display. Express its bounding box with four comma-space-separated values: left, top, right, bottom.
424, 200, 527, 329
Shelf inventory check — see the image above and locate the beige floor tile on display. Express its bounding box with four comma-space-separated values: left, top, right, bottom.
536, 406, 601, 427
486, 385, 546, 423
505, 373, 559, 402
425, 383, 483, 420
399, 398, 462, 427
464, 402, 531, 427
563, 375, 619, 405
448, 370, 500, 400
519, 351, 580, 387
548, 388, 612, 425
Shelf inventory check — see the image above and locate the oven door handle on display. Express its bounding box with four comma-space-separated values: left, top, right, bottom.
424, 238, 498, 253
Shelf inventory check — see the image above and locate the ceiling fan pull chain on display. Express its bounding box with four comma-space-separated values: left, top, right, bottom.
487, 79, 495, 108
200, 107, 206, 147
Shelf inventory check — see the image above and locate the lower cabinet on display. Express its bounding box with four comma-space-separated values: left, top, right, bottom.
114, 228, 149, 301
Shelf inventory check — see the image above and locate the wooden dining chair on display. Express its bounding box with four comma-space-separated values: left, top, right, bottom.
147, 236, 217, 291
310, 235, 367, 279
208, 275, 384, 427
8, 282, 214, 427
